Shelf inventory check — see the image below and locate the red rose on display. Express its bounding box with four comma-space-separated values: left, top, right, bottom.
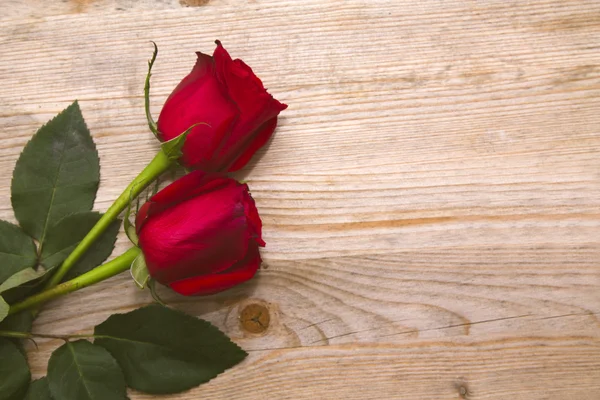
135, 170, 265, 296
157, 41, 287, 172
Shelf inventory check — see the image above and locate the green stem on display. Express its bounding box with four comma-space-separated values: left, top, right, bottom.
145, 41, 160, 137
0, 330, 32, 339
0, 330, 91, 341
43, 151, 171, 290
11, 247, 141, 315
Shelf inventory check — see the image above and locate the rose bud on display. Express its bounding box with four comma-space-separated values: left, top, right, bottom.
135, 170, 265, 296
157, 41, 287, 172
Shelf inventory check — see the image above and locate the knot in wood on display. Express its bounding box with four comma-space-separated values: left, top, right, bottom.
240, 303, 270, 334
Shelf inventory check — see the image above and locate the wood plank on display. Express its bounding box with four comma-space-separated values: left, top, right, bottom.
0, 0, 599, 398
24, 335, 600, 399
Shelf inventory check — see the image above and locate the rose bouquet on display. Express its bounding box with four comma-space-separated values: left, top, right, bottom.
0, 41, 286, 399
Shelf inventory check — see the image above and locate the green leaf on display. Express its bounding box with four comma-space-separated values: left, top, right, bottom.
0, 269, 48, 305
0, 268, 45, 294
130, 254, 149, 289
40, 212, 102, 269
124, 219, 138, 246
123, 201, 138, 246
0, 296, 8, 324
0, 220, 37, 285
160, 123, 206, 161
24, 377, 52, 400
148, 279, 166, 306
0, 311, 34, 354
94, 304, 247, 394
11, 101, 100, 247
0, 212, 118, 303
40, 211, 121, 280
0, 338, 31, 399
0, 310, 33, 333
47, 340, 127, 400
65, 219, 121, 281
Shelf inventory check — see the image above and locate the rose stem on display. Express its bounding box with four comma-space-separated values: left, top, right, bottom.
10, 247, 141, 315
42, 151, 171, 291
42, 43, 165, 292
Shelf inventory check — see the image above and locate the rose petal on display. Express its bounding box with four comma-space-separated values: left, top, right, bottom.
137, 173, 252, 283
227, 117, 278, 172
157, 52, 239, 170
241, 187, 265, 246
145, 171, 237, 216
169, 244, 261, 296
162, 52, 214, 103
140, 200, 248, 284
135, 201, 151, 234
212, 42, 288, 171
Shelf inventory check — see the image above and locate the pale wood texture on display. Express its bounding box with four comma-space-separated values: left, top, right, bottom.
1, 0, 600, 398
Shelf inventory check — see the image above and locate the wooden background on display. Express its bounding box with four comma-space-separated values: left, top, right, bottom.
1, 0, 600, 398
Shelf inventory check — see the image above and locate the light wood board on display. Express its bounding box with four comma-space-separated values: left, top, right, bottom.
1, 0, 599, 398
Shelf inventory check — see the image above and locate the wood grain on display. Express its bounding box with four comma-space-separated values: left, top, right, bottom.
1, 0, 599, 398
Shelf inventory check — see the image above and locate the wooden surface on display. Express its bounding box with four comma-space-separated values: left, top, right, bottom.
1, 0, 600, 398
